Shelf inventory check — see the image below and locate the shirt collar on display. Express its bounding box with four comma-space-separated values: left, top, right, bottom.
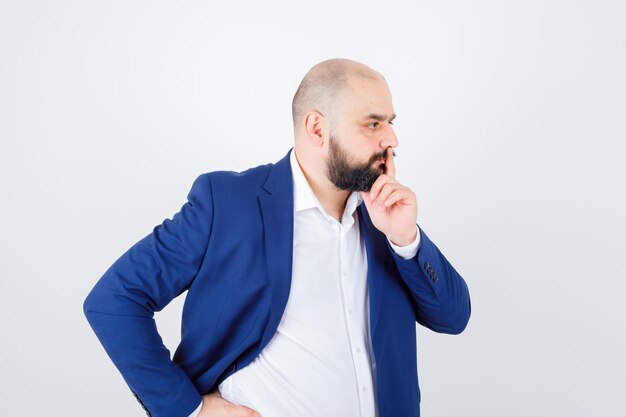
289, 148, 363, 220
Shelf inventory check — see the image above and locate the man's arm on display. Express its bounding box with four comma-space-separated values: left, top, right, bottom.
83, 173, 214, 417
387, 223, 471, 334
361, 147, 470, 334
188, 399, 203, 417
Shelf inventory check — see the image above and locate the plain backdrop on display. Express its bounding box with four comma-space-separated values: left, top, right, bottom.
1, 1, 625, 416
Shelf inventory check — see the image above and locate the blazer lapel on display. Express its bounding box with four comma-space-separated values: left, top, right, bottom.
357, 203, 387, 339
258, 148, 295, 349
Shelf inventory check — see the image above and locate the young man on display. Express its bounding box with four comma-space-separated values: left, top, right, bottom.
83, 58, 471, 417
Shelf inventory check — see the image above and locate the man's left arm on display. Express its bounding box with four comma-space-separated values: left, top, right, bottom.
386, 223, 471, 335
361, 147, 470, 335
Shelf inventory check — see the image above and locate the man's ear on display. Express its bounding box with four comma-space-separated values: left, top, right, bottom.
303, 110, 327, 147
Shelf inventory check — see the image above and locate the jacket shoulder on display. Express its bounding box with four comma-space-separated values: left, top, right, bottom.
202, 161, 274, 194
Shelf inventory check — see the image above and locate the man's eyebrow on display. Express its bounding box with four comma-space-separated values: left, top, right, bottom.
363, 113, 396, 122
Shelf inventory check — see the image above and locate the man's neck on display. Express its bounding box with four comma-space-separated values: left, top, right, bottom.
294, 148, 350, 222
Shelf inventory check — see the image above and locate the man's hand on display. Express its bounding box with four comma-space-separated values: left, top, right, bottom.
360, 147, 418, 246
198, 389, 262, 417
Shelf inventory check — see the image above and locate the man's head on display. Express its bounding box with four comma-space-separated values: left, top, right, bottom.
292, 58, 398, 193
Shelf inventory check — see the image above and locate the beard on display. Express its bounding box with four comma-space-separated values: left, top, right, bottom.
325, 133, 387, 192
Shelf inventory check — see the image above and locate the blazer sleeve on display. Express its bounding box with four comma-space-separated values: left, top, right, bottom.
386, 223, 471, 335
83, 173, 214, 417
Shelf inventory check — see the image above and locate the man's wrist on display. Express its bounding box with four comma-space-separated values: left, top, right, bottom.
389, 225, 419, 247
388, 225, 421, 260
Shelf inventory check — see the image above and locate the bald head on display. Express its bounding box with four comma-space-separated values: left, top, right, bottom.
291, 58, 384, 134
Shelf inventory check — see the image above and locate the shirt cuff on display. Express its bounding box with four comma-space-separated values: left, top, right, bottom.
387, 225, 421, 259
188, 399, 203, 417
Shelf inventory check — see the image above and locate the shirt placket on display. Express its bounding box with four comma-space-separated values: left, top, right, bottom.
334, 216, 374, 417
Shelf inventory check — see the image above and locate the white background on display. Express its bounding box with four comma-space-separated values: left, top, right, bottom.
1, 1, 625, 416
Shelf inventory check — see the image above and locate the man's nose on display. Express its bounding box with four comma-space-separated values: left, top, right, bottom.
379, 125, 398, 149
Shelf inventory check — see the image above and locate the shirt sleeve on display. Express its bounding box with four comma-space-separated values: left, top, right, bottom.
387, 224, 421, 259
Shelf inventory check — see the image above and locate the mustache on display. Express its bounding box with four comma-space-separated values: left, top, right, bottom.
369, 149, 396, 164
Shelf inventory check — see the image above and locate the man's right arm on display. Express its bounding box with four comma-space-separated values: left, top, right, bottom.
83, 173, 214, 417
188, 399, 203, 417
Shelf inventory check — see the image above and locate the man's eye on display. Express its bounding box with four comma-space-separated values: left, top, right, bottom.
368, 121, 394, 128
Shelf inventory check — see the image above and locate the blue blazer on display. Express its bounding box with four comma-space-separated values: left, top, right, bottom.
83, 147, 471, 417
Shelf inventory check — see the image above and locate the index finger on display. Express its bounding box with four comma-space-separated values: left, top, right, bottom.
385, 147, 396, 178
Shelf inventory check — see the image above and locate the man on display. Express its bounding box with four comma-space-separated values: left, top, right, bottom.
83, 58, 471, 417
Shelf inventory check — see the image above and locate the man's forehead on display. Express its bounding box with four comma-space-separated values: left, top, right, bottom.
341, 79, 394, 117
343, 103, 395, 121
339, 103, 395, 121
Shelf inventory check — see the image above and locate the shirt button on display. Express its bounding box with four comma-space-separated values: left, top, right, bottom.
348, 309, 353, 315
362, 387, 367, 392
356, 347, 361, 353
342, 269, 347, 276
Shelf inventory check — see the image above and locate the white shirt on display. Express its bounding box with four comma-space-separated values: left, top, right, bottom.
190, 150, 420, 417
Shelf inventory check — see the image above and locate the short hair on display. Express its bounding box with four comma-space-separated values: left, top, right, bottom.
291, 58, 382, 132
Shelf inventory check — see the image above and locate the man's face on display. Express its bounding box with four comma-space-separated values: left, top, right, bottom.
324, 76, 398, 192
